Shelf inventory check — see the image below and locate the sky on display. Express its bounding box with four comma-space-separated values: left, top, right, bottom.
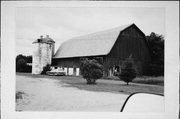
16, 7, 165, 56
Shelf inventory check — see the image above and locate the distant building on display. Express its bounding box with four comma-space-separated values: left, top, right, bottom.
32, 35, 55, 74
32, 23, 151, 76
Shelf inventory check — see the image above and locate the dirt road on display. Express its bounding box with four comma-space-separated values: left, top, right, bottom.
16, 75, 128, 111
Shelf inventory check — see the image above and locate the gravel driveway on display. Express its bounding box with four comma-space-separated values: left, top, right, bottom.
16, 75, 128, 111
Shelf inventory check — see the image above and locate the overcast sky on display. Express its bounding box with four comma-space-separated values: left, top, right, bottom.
16, 7, 165, 56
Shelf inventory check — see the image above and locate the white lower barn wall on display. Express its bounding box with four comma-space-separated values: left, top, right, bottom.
76, 68, 80, 76
68, 68, 73, 75
53, 67, 80, 76
64, 68, 67, 75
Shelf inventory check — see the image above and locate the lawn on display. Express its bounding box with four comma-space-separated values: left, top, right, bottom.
102, 76, 164, 86
133, 76, 164, 86
17, 73, 164, 95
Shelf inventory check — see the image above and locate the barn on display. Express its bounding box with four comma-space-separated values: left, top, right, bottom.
52, 23, 151, 76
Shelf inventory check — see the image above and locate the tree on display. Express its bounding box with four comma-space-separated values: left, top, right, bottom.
16, 58, 27, 72
26, 56, 32, 63
80, 58, 103, 84
16, 54, 32, 73
118, 57, 136, 85
145, 32, 164, 76
16, 54, 32, 63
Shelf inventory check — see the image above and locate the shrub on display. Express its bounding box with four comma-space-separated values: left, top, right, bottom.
41, 64, 51, 75
118, 57, 136, 85
80, 58, 103, 84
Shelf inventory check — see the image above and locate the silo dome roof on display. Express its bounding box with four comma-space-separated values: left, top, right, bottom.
33, 35, 55, 44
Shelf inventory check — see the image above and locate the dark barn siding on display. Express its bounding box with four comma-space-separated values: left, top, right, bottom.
52, 56, 105, 68
104, 25, 151, 75
52, 58, 80, 68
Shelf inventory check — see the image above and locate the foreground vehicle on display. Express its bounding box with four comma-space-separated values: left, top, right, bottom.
120, 92, 164, 112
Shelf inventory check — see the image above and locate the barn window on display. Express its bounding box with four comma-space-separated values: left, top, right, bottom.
115, 66, 120, 72
114, 65, 121, 76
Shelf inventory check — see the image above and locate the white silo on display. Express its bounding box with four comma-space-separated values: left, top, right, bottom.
32, 35, 55, 74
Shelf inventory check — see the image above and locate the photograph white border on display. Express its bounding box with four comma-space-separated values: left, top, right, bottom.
1, 1, 179, 119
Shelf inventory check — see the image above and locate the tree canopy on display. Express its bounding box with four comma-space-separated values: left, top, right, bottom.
118, 57, 137, 85
80, 58, 103, 84
145, 32, 164, 76
16, 54, 32, 72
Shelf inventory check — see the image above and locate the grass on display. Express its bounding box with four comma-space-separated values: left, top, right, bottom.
102, 75, 164, 86
133, 76, 164, 86
16, 73, 164, 95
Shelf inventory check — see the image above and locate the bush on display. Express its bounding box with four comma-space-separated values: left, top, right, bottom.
41, 64, 51, 75
118, 57, 136, 85
80, 58, 103, 84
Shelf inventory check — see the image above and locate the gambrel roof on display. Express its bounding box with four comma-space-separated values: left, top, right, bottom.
54, 23, 141, 59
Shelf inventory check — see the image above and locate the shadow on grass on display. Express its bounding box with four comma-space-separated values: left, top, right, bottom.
60, 78, 164, 95
16, 73, 164, 95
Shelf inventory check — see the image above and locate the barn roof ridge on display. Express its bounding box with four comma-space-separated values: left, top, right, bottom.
71, 23, 133, 39
54, 23, 136, 59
